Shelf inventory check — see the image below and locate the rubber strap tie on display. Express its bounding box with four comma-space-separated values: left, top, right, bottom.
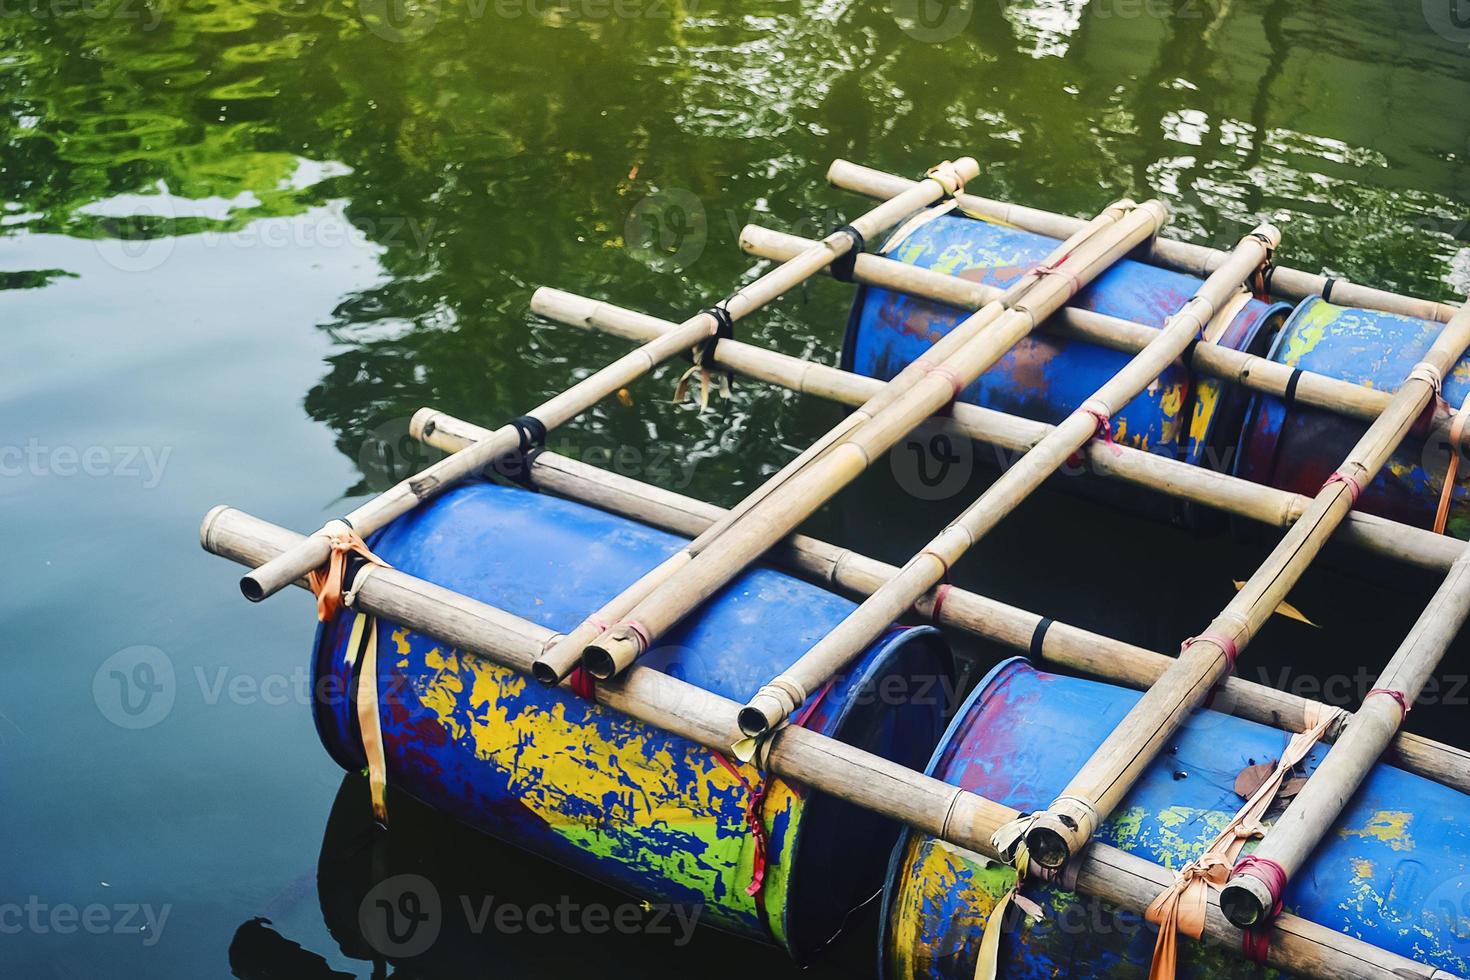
710, 679, 834, 921
1259, 263, 1277, 298
1029, 258, 1083, 300
924, 160, 968, 199
624, 619, 653, 655
828, 224, 866, 283
929, 583, 953, 622
1283, 367, 1303, 407
569, 667, 597, 701
1181, 631, 1240, 673
1247, 232, 1276, 300
1049, 794, 1100, 837
1405, 359, 1440, 393
1433, 387, 1470, 535
500, 415, 547, 486
921, 361, 967, 407
307, 521, 391, 624
1232, 855, 1287, 920
1322, 470, 1364, 505
1080, 401, 1123, 457
711, 752, 771, 913
1409, 360, 1445, 396
346, 611, 391, 826
1367, 687, 1411, 719
1321, 277, 1338, 303
1029, 617, 1054, 660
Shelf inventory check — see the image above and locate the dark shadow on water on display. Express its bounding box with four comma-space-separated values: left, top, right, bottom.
228, 775, 875, 980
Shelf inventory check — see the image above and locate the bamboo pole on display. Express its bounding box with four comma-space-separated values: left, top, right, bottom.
235, 157, 979, 603
739, 226, 1281, 737
827, 159, 1463, 324
1023, 302, 1470, 873
413, 406, 1470, 794
740, 224, 1398, 427
1219, 535, 1470, 927
533, 288, 1466, 575
529, 199, 1152, 683
202, 505, 1455, 980
571, 201, 1170, 683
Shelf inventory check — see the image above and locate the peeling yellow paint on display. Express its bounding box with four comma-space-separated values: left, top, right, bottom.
1340, 810, 1414, 852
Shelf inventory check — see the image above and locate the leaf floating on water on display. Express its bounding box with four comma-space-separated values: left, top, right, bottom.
1233, 580, 1318, 627
617, 388, 635, 408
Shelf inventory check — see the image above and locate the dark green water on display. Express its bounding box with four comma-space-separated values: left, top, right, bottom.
3, 1, 1468, 976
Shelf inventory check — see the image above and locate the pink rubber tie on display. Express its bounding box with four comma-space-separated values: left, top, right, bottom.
1233, 855, 1288, 920
924, 363, 967, 409
1322, 470, 1364, 504
625, 620, 653, 653
1031, 259, 1083, 299
1082, 406, 1123, 457
1182, 631, 1240, 672
930, 583, 953, 622
1367, 687, 1411, 718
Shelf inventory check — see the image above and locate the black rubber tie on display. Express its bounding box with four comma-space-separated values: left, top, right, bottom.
828, 225, 866, 283
696, 304, 736, 366
1029, 617, 1054, 660
1322, 277, 1338, 303
500, 415, 547, 487
1284, 367, 1303, 407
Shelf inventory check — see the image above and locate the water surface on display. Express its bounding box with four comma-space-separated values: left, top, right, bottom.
3, 1, 1468, 975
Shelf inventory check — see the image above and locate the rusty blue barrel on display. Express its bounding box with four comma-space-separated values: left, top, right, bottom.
843, 214, 1292, 481
311, 480, 950, 958
1235, 296, 1470, 537
880, 658, 1470, 979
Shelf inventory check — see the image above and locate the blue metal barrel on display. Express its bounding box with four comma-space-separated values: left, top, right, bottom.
310, 481, 950, 958
881, 659, 1470, 979
1235, 296, 1470, 537
843, 214, 1292, 490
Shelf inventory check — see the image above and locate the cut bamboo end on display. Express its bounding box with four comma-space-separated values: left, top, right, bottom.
408, 407, 442, 442
200, 504, 232, 551
1025, 803, 1096, 870
1220, 875, 1276, 928
584, 628, 641, 680
530, 657, 566, 686
738, 689, 789, 737
240, 572, 270, 602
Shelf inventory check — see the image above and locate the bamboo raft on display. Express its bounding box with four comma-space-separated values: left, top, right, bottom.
204, 158, 1470, 980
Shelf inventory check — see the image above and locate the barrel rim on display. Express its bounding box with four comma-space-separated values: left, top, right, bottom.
783, 623, 952, 961
1228, 293, 1327, 489
874, 655, 1030, 980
